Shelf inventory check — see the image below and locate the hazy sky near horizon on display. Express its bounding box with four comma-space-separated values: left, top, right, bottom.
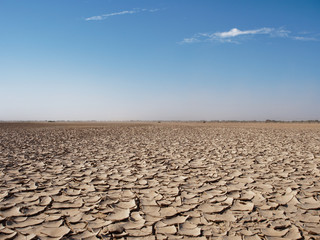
1, 0, 319, 121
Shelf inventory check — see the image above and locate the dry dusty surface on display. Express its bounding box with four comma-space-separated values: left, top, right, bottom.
0, 122, 320, 240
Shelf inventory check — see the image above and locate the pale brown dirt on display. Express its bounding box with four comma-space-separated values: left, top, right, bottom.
0, 122, 320, 239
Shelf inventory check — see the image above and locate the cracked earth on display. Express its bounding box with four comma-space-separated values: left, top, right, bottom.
0, 122, 320, 239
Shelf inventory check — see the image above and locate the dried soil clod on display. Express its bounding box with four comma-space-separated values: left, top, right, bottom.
40, 226, 70, 238
106, 208, 130, 221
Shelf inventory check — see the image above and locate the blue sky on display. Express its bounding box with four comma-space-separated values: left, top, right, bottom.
1, 0, 319, 121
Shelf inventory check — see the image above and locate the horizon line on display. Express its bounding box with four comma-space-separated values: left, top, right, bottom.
1, 120, 319, 123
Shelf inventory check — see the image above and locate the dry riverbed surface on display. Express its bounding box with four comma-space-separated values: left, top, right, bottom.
0, 122, 320, 239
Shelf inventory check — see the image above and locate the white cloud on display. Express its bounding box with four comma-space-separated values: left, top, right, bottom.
85, 8, 159, 21
214, 27, 273, 38
181, 27, 317, 44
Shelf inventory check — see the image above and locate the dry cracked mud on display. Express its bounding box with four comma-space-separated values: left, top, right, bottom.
0, 122, 320, 239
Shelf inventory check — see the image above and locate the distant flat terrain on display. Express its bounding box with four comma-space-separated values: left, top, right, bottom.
1, 122, 320, 239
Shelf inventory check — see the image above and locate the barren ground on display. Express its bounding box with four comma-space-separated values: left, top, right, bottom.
0, 122, 320, 239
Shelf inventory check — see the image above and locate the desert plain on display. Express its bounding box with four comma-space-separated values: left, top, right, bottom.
0, 122, 319, 240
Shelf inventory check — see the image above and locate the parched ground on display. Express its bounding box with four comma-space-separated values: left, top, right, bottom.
0, 122, 320, 240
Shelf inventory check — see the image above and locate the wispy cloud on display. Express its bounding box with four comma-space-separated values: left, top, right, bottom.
292, 36, 317, 41
85, 8, 159, 21
181, 27, 317, 44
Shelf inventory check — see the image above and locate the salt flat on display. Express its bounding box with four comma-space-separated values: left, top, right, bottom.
0, 122, 319, 239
